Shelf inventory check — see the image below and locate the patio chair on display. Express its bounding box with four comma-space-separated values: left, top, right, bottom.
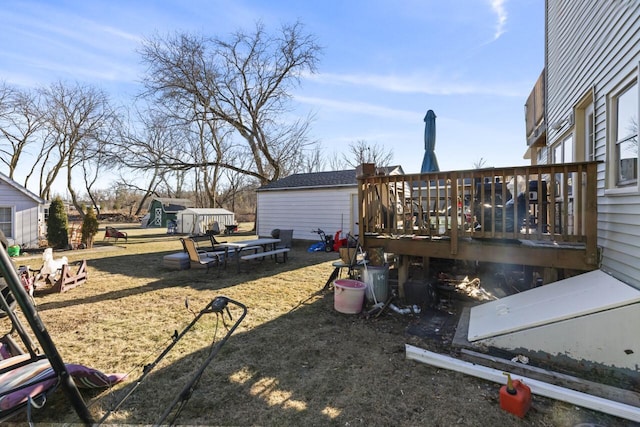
189, 235, 227, 255
181, 238, 225, 276
103, 226, 127, 243
275, 229, 293, 249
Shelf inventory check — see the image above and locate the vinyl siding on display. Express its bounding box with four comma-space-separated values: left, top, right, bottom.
0, 182, 42, 247
546, 0, 640, 288
256, 187, 357, 240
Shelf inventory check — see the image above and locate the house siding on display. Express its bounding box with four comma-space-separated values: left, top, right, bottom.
0, 181, 43, 247
546, 0, 640, 288
256, 187, 358, 240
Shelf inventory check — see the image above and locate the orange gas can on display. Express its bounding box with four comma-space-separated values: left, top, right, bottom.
499, 372, 531, 418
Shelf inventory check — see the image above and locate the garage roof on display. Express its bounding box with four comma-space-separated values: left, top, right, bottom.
258, 169, 357, 191
258, 166, 405, 191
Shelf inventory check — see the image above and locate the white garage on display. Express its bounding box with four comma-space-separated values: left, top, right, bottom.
256, 169, 358, 242
256, 166, 404, 242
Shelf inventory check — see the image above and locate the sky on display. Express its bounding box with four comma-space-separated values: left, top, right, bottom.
0, 0, 545, 192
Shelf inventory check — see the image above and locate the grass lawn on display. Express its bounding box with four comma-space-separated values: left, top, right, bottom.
3, 223, 629, 426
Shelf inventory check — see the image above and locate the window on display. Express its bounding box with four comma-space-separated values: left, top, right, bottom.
553, 134, 574, 164
553, 134, 574, 197
0, 207, 12, 238
614, 81, 638, 186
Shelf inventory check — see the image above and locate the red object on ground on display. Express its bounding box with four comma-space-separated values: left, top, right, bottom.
499, 373, 532, 418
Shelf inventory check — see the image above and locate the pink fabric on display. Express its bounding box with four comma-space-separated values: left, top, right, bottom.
0, 355, 126, 411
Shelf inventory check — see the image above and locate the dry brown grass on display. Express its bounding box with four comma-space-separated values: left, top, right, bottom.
4, 224, 629, 426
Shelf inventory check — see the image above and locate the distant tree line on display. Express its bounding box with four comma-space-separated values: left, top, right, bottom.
0, 21, 393, 220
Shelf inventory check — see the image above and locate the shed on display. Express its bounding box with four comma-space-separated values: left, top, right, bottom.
146, 198, 193, 228
176, 208, 235, 235
0, 172, 46, 248
256, 166, 404, 241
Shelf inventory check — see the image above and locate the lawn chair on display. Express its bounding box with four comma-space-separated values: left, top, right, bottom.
275, 229, 293, 249
189, 235, 227, 255
103, 226, 127, 243
181, 238, 225, 276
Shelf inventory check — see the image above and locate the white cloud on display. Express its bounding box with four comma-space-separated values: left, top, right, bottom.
490, 0, 508, 40
294, 95, 418, 121
305, 72, 526, 97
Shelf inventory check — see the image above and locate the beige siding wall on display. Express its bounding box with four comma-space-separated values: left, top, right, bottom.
546, 0, 640, 288
256, 187, 358, 240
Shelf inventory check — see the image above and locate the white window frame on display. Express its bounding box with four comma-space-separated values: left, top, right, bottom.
606, 67, 639, 195
0, 206, 13, 239
552, 132, 574, 199
552, 133, 574, 164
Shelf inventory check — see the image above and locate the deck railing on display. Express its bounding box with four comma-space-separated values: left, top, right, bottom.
357, 161, 599, 264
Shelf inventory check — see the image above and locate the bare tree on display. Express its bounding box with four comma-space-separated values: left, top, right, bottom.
473, 157, 488, 169
218, 154, 253, 213
139, 21, 322, 185
109, 107, 181, 211
173, 96, 232, 208
0, 84, 44, 181
327, 150, 347, 171
342, 140, 394, 168
33, 81, 118, 215
300, 144, 325, 173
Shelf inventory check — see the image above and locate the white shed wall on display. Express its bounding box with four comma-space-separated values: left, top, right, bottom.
546, 1, 640, 289
176, 209, 235, 234
257, 187, 358, 241
0, 183, 43, 248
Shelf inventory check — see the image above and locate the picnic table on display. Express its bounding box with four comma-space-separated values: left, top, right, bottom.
220, 238, 288, 271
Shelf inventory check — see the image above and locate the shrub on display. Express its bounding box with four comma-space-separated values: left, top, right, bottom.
47, 196, 69, 249
81, 206, 100, 248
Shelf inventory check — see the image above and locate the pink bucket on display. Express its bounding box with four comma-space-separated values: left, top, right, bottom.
334, 279, 366, 314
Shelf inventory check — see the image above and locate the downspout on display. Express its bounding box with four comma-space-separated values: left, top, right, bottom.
406, 344, 640, 423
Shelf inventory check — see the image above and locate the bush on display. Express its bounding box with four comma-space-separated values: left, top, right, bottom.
47, 196, 69, 249
81, 206, 100, 248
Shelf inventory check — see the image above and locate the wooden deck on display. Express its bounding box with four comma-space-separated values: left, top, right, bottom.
357, 162, 600, 286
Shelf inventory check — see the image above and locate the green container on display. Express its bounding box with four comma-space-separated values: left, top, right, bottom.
7, 245, 20, 257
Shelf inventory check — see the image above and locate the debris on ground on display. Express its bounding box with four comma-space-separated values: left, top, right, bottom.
436, 273, 497, 301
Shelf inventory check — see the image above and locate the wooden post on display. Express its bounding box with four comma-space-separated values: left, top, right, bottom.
357, 163, 376, 255
450, 174, 458, 255
397, 255, 409, 300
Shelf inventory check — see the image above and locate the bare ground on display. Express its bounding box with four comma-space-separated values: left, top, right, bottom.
2, 224, 635, 426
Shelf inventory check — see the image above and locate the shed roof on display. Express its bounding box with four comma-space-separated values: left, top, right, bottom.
179, 208, 234, 215
0, 171, 46, 204
152, 198, 194, 213
257, 166, 405, 192
258, 169, 357, 191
